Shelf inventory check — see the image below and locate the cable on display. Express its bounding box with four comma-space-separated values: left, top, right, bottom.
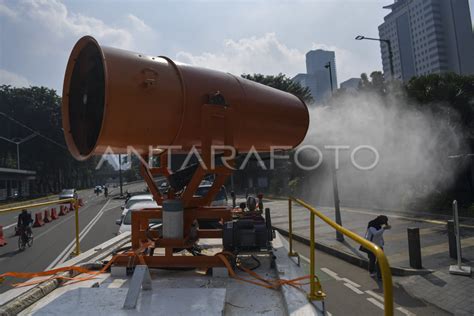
236, 254, 261, 271
0, 112, 67, 150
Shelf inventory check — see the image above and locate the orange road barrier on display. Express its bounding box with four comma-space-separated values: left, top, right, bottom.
59, 205, 67, 216
51, 208, 59, 220
44, 209, 52, 223
0, 225, 7, 246
33, 213, 44, 227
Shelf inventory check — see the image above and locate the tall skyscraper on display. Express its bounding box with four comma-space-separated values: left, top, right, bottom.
378, 0, 474, 81
292, 49, 338, 104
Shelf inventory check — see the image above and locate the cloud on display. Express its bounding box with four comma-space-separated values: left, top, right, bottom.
0, 2, 17, 18
17, 0, 133, 49
127, 14, 152, 33
1, 0, 159, 91
176, 33, 375, 82
176, 33, 306, 77
0, 69, 31, 87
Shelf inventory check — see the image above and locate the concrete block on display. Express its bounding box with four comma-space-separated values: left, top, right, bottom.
212, 267, 229, 278
111, 266, 127, 277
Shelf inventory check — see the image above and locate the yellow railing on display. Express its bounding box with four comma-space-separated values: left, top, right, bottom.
288, 197, 394, 316
0, 198, 81, 256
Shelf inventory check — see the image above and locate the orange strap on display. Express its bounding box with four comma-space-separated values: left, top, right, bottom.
1, 244, 315, 293
215, 252, 312, 291
0, 242, 152, 287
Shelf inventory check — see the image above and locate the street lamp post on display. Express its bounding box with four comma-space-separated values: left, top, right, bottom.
355, 35, 394, 79
325, 61, 334, 93
0, 133, 37, 169
324, 61, 344, 242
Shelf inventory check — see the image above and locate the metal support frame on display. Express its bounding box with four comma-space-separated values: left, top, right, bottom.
125, 103, 235, 270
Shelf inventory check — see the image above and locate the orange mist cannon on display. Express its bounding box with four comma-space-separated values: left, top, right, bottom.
62, 36, 309, 268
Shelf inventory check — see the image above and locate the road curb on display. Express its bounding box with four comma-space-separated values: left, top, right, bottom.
272, 226, 434, 277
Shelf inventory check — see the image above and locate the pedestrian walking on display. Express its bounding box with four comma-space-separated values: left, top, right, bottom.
362, 215, 391, 279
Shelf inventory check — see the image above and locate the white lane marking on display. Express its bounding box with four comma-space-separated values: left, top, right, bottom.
46, 200, 111, 269
366, 290, 384, 302
326, 312, 332, 316
367, 297, 385, 310
341, 277, 361, 288
320, 267, 342, 280
343, 283, 364, 294
396, 307, 415, 316
57, 199, 111, 264
3, 222, 16, 230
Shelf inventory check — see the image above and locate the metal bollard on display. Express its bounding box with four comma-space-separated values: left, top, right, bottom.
449, 200, 471, 275
447, 220, 457, 259
407, 227, 422, 269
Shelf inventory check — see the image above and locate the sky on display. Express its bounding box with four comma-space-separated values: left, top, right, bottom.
1, 0, 473, 93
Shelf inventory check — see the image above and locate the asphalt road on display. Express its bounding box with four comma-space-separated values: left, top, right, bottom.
289, 239, 449, 316
0, 182, 147, 294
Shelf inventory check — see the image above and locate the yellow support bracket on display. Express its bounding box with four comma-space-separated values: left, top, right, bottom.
289, 196, 394, 316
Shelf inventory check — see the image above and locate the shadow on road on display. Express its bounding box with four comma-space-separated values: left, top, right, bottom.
0, 249, 22, 259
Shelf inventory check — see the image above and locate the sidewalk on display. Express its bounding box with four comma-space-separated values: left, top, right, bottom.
266, 199, 474, 315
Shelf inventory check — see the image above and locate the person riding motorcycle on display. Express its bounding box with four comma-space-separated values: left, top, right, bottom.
17, 209, 33, 238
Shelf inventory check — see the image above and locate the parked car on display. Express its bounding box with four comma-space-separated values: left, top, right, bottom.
120, 194, 154, 220
116, 200, 161, 235
59, 189, 77, 200
194, 184, 228, 206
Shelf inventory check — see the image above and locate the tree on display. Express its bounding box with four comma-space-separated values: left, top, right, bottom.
358, 71, 387, 94
0, 85, 138, 196
406, 73, 474, 135
241, 73, 313, 104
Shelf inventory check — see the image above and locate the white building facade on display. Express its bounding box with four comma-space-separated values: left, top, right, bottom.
378, 0, 474, 81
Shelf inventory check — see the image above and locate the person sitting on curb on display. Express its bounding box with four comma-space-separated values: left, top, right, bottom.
364, 215, 391, 279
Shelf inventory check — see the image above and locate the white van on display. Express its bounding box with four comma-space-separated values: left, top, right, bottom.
116, 200, 161, 235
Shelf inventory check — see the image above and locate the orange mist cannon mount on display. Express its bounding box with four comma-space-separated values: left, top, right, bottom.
62, 36, 310, 269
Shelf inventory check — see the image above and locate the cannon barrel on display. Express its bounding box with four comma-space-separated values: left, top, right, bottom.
62, 36, 309, 160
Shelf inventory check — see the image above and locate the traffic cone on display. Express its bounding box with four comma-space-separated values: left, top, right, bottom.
44, 209, 52, 223
0, 225, 7, 246
51, 208, 59, 220
33, 212, 44, 227
59, 205, 67, 216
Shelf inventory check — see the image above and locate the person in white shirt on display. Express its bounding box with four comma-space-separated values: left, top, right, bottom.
365, 215, 391, 279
